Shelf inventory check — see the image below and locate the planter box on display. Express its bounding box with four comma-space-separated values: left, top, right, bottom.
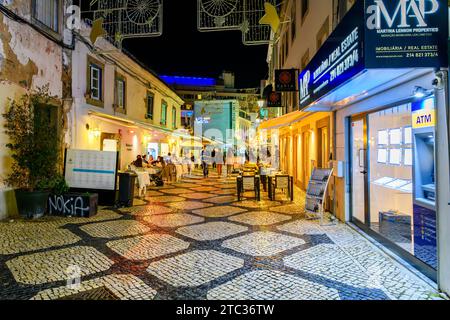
48, 193, 98, 217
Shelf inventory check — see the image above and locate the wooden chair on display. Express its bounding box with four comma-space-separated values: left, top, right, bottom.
270, 175, 293, 201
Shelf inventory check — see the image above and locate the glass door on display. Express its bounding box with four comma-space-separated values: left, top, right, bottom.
351, 117, 368, 224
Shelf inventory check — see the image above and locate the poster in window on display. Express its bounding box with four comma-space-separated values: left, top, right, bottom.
378, 130, 388, 145
389, 129, 402, 145
389, 149, 402, 165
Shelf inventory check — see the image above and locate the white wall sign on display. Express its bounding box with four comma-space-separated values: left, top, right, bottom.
65, 149, 118, 191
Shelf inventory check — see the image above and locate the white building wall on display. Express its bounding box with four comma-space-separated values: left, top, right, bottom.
0, 5, 65, 220
68, 32, 184, 171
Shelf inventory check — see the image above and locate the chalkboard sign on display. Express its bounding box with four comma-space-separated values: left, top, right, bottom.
243, 176, 256, 191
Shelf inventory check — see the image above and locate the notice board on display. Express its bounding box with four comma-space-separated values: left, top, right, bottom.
64, 149, 119, 191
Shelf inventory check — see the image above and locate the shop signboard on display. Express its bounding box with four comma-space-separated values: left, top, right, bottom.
299, 0, 449, 109
365, 0, 448, 68
267, 92, 283, 107
299, 1, 366, 108
275, 69, 298, 92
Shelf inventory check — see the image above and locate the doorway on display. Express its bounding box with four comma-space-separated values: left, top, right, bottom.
301, 125, 311, 190
350, 116, 368, 225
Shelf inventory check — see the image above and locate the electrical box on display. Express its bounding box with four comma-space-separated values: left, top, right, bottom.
331, 161, 344, 178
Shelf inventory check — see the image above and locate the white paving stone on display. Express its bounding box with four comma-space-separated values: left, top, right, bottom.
176, 222, 248, 241
107, 234, 190, 260
144, 214, 205, 228
223, 231, 305, 257
6, 246, 113, 285
229, 211, 291, 226
207, 270, 340, 300
147, 250, 244, 287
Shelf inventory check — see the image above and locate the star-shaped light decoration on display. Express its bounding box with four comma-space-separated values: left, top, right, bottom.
90, 18, 107, 45
259, 2, 280, 34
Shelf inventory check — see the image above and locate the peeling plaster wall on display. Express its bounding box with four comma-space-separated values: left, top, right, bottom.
0, 11, 64, 220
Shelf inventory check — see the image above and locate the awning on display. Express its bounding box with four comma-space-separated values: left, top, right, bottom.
258, 111, 308, 130
88, 110, 138, 128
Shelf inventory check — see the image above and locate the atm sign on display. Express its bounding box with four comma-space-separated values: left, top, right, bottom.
413, 109, 435, 129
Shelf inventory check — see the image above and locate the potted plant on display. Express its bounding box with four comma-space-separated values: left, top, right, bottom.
3, 86, 61, 219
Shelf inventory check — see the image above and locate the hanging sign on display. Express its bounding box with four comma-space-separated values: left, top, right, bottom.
275, 69, 298, 92
267, 92, 282, 108
365, 0, 448, 68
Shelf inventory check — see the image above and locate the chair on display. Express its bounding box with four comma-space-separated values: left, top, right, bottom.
270, 175, 292, 201
237, 175, 260, 201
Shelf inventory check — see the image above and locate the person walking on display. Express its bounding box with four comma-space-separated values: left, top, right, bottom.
226, 147, 234, 177
211, 148, 217, 169
216, 148, 224, 177
201, 146, 209, 178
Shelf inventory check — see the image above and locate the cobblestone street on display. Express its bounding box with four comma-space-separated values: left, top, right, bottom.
0, 176, 443, 300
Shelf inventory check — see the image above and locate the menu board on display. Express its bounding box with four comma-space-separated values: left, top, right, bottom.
65, 149, 118, 191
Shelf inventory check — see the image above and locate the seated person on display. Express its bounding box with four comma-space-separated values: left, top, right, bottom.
133, 155, 143, 168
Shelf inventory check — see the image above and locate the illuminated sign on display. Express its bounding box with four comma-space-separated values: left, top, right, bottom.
299, 2, 365, 108
365, 0, 448, 68
195, 117, 211, 124
160, 75, 216, 87
299, 0, 448, 109
412, 98, 436, 129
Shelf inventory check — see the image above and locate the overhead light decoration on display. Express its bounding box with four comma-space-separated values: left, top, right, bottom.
197, 0, 278, 46
90, 17, 107, 44
85, 0, 163, 49
259, 2, 280, 34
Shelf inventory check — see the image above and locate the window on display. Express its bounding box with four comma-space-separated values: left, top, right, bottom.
161, 100, 168, 126
172, 107, 177, 129
90, 64, 102, 101
32, 0, 60, 32
115, 76, 126, 112
291, 3, 297, 41
316, 17, 330, 50
301, 0, 309, 20
146, 92, 154, 119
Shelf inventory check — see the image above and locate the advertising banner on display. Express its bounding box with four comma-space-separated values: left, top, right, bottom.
365, 0, 448, 68
298, 0, 449, 109
299, 1, 365, 109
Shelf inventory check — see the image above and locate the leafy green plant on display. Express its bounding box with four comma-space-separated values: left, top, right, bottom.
2, 86, 61, 191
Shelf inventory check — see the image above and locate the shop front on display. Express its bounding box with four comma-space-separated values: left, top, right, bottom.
298, 0, 448, 284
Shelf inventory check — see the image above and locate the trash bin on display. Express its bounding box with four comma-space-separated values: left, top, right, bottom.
118, 172, 137, 207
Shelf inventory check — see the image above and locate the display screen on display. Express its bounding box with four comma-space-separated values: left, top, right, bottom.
389, 149, 402, 165
389, 129, 402, 145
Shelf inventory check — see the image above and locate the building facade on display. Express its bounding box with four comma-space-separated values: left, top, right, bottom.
0, 0, 71, 220
67, 24, 185, 170
263, 0, 450, 295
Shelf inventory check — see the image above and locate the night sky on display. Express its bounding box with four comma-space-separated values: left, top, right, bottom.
116, 0, 269, 88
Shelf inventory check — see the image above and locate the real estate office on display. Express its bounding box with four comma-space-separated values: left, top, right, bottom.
294, 1, 450, 293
